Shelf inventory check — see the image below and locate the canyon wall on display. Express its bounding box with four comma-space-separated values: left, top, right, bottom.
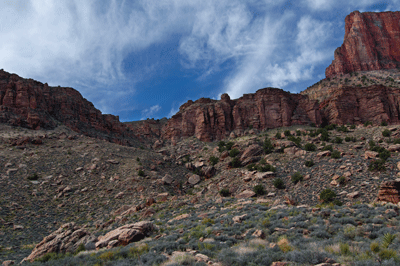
326, 11, 400, 78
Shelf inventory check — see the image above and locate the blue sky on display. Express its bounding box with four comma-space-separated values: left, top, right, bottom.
0, 0, 398, 121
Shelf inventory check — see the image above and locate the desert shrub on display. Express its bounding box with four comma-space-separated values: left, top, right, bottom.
229, 157, 241, 168
393, 138, 400, 144
364, 121, 373, 127
379, 149, 391, 161
264, 137, 274, 154
320, 189, 336, 203
253, 184, 266, 196
322, 145, 333, 152
209, 156, 219, 166
296, 130, 302, 136
304, 143, 316, 151
275, 132, 282, 139
247, 163, 256, 171
337, 125, 349, 132
350, 124, 356, 129
381, 121, 388, 126
333, 136, 343, 144
74, 243, 85, 255
291, 172, 303, 184
27, 173, 39, 181
324, 124, 337, 131
368, 159, 386, 171
128, 243, 149, 259
338, 176, 347, 185
257, 164, 276, 172
219, 188, 230, 197
229, 148, 240, 158
345, 136, 357, 142
138, 169, 145, 177
305, 160, 314, 167
225, 141, 234, 151
320, 131, 330, 141
382, 129, 392, 137
218, 141, 226, 152
35, 252, 66, 262
288, 136, 301, 146
284, 130, 292, 136
331, 150, 341, 159
273, 178, 285, 189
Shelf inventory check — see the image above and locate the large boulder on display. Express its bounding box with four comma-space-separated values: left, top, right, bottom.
376, 180, 400, 204
22, 223, 92, 263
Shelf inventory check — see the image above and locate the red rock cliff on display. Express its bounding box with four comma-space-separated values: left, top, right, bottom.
326, 11, 400, 78
162, 88, 321, 142
0, 69, 140, 146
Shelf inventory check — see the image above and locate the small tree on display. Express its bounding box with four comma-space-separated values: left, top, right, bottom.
291, 172, 303, 184
273, 178, 285, 189
253, 184, 266, 196
319, 188, 336, 203
264, 137, 274, 154
209, 156, 219, 166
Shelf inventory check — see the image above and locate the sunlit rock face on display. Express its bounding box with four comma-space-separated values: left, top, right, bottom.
326, 11, 400, 78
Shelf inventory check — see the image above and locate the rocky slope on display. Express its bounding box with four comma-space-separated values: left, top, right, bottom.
326, 11, 400, 78
0, 70, 143, 146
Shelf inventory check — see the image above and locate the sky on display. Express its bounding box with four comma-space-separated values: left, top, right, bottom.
0, 0, 399, 121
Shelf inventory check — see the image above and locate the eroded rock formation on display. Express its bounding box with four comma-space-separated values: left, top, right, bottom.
162, 88, 321, 142
326, 11, 400, 78
0, 70, 140, 146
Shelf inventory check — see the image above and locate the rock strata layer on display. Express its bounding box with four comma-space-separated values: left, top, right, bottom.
326, 11, 400, 78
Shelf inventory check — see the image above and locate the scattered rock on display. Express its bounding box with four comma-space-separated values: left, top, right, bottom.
188, 174, 201, 185
235, 190, 256, 199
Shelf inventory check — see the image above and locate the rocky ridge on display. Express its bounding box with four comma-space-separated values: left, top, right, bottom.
0, 70, 143, 147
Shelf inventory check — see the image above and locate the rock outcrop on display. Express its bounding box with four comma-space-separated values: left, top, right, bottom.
377, 180, 400, 204
22, 223, 93, 262
162, 88, 321, 142
326, 11, 400, 78
0, 70, 140, 146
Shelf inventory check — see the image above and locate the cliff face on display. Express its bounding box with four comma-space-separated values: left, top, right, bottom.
0, 70, 140, 146
162, 88, 321, 142
326, 11, 400, 78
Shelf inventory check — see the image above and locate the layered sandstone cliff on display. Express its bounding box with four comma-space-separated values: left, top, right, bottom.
326, 11, 400, 78
162, 88, 321, 142
0, 70, 140, 146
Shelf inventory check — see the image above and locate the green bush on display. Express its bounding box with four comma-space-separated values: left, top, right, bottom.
304, 143, 316, 151
333, 136, 343, 144
322, 145, 333, 152
253, 184, 266, 196
296, 130, 302, 136
345, 136, 356, 142
305, 160, 314, 167
229, 148, 240, 158
331, 150, 341, 159
27, 173, 39, 181
74, 243, 85, 255
382, 129, 391, 137
229, 157, 241, 168
275, 132, 282, 139
368, 159, 386, 171
284, 130, 292, 136
209, 156, 219, 166
247, 163, 256, 171
320, 131, 330, 142
263, 137, 274, 154
257, 164, 276, 172
218, 141, 226, 152
225, 142, 234, 151
337, 125, 349, 132
288, 136, 301, 146
364, 121, 373, 127
291, 172, 303, 184
393, 138, 400, 144
381, 121, 388, 126
138, 169, 145, 177
324, 124, 336, 131
319, 188, 336, 203
379, 149, 391, 161
219, 188, 230, 197
350, 124, 356, 129
273, 178, 285, 189
338, 176, 347, 185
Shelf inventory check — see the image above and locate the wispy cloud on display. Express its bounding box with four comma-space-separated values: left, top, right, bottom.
141, 104, 161, 120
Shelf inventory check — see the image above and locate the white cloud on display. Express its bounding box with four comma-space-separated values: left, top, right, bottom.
141, 105, 161, 120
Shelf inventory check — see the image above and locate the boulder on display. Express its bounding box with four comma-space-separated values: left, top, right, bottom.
236, 190, 256, 199
240, 144, 263, 161
23, 223, 92, 262
188, 174, 201, 185
377, 181, 400, 204
95, 221, 155, 249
